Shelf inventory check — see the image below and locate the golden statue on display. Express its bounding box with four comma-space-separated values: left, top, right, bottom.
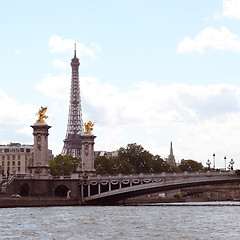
84, 121, 96, 134
36, 106, 48, 124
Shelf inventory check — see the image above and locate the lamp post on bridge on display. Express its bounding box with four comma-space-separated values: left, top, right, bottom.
206, 159, 211, 170
224, 156, 226, 170
213, 153, 215, 169
139, 161, 145, 173
229, 158, 234, 170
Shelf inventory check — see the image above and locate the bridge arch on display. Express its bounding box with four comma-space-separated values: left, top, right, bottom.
54, 185, 69, 197
81, 172, 240, 205
20, 183, 30, 196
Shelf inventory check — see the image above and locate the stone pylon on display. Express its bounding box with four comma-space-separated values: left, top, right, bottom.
28, 123, 51, 177
77, 134, 96, 176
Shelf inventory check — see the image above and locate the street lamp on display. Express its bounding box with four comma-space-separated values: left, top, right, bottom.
73, 159, 76, 173
112, 164, 118, 175
206, 159, 211, 170
229, 158, 234, 170
213, 153, 215, 169
139, 161, 145, 173
224, 156, 226, 170
62, 160, 65, 176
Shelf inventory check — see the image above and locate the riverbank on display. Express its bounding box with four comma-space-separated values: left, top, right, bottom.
0, 197, 80, 208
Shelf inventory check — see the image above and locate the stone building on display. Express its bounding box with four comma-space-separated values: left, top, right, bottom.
0, 142, 53, 177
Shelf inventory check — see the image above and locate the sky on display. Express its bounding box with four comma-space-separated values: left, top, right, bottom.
1, 0, 240, 169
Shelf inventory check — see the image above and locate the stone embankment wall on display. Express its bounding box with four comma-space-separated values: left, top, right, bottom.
0, 198, 80, 208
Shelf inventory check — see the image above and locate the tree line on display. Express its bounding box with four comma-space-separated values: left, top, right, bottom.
49, 143, 204, 176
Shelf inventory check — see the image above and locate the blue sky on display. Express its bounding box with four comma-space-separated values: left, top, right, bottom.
1, 0, 240, 169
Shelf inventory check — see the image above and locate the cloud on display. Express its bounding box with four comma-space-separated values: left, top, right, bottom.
52, 59, 68, 69
49, 35, 100, 59
36, 75, 240, 129
215, 0, 240, 20
14, 49, 23, 55
0, 89, 36, 125
35, 75, 240, 167
177, 27, 240, 54
35, 74, 70, 101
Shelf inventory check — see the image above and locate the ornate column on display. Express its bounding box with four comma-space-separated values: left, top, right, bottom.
78, 121, 96, 176
28, 107, 51, 177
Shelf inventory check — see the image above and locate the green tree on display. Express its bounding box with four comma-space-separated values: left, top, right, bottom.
118, 143, 153, 173
94, 156, 135, 175
95, 156, 114, 175
151, 155, 177, 173
49, 154, 81, 176
178, 159, 203, 172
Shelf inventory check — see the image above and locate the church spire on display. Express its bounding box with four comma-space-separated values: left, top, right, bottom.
170, 141, 173, 156
167, 141, 176, 167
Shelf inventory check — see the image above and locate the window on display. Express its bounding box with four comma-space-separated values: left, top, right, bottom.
13, 161, 15, 166
18, 161, 20, 166
26, 149, 30, 153
4, 149, 9, 153
18, 167, 20, 172
18, 155, 20, 160
7, 156, 10, 160
12, 155, 15, 160
7, 161, 10, 166
2, 156, 4, 160
2, 160, 4, 166
20, 148, 24, 152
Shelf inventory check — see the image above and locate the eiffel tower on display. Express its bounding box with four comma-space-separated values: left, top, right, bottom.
62, 44, 84, 157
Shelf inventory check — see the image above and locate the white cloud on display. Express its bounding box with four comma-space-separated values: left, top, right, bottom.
16, 127, 32, 137
35, 74, 70, 101
49, 35, 100, 59
52, 59, 68, 69
36, 75, 240, 167
215, 0, 240, 20
177, 27, 240, 54
0, 89, 36, 125
91, 42, 102, 52
14, 49, 23, 55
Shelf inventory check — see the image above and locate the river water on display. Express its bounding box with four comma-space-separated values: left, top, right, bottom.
1, 202, 240, 240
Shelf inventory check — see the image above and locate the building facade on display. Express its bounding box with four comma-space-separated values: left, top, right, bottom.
0, 142, 53, 177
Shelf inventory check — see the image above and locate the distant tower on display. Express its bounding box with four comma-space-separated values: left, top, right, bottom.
167, 141, 176, 167
62, 44, 84, 157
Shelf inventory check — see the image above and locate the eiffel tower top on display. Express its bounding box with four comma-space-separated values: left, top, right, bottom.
71, 43, 80, 67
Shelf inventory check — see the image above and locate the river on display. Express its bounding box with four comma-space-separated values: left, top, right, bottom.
1, 202, 240, 239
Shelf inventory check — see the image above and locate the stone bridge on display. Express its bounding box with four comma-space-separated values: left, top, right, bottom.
79, 171, 240, 205
2, 171, 240, 205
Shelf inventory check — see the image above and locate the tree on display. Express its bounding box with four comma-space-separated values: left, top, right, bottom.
151, 155, 176, 173
95, 156, 114, 175
94, 156, 135, 175
178, 159, 203, 172
49, 154, 81, 176
118, 143, 153, 173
